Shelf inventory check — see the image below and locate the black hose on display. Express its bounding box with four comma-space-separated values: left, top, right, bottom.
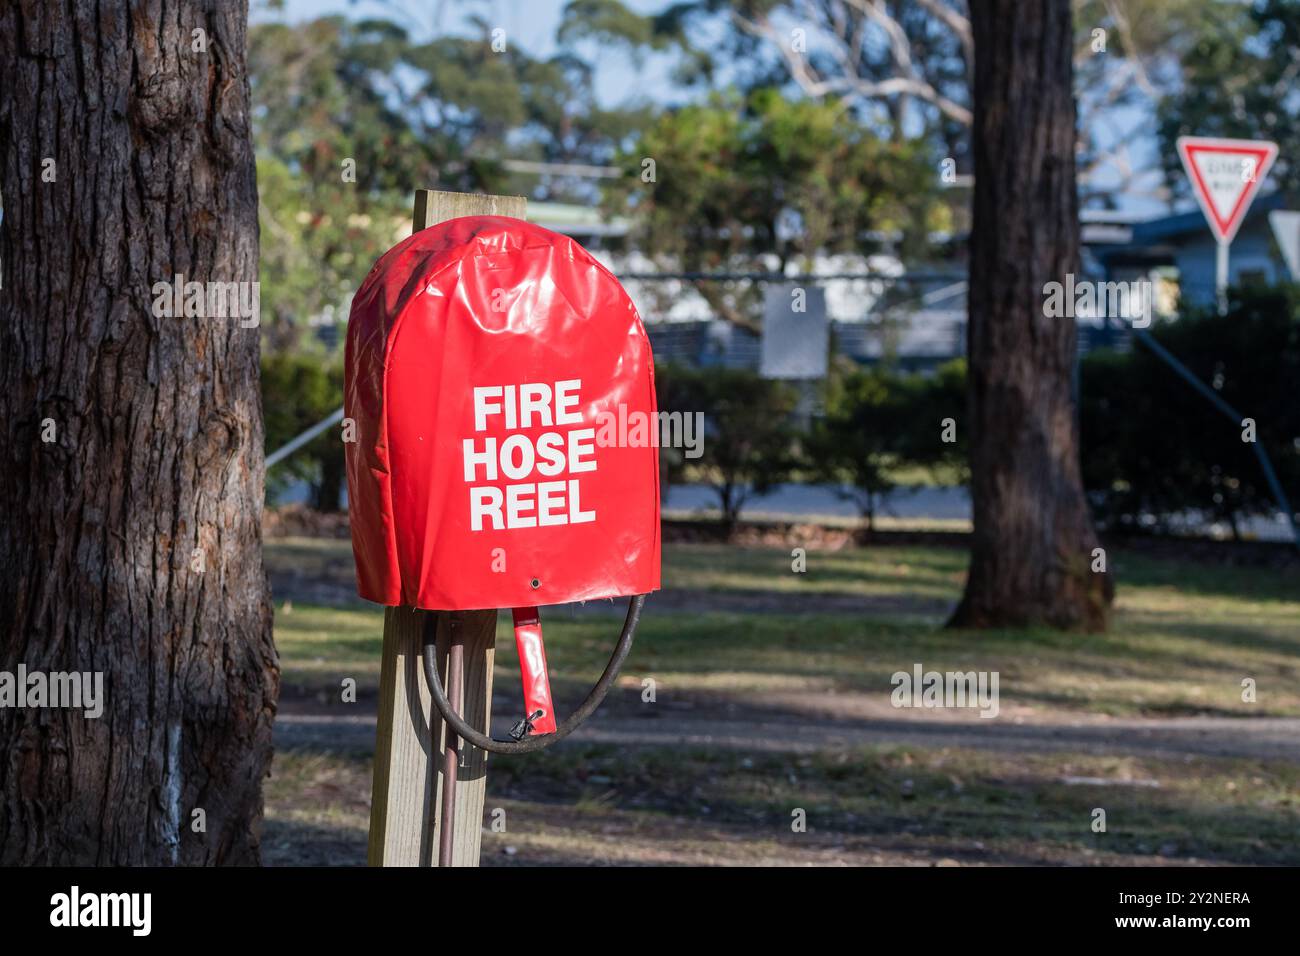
422, 595, 645, 755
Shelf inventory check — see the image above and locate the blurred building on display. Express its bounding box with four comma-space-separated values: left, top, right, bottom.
1088, 193, 1295, 310
527, 197, 1299, 375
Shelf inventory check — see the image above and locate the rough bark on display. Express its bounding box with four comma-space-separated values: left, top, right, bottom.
948, 0, 1113, 631
0, 1, 278, 864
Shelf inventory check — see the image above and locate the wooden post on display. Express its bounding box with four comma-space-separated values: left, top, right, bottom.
367, 189, 527, 866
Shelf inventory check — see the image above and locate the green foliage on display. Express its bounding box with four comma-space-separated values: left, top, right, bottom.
256, 154, 407, 342
250, 17, 456, 345
249, 14, 641, 345
898, 358, 969, 479
1080, 284, 1300, 536
810, 360, 968, 528
261, 350, 346, 511
609, 89, 946, 275
655, 364, 800, 527
250, 15, 628, 197
1158, 0, 1300, 199
656, 357, 968, 532
606, 88, 946, 334
558, 0, 716, 83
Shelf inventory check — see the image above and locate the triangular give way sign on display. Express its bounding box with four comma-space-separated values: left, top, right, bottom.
1177, 136, 1279, 244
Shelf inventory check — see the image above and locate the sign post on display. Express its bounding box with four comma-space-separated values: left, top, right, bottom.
1176, 136, 1278, 312
366, 189, 527, 867
1215, 240, 1229, 309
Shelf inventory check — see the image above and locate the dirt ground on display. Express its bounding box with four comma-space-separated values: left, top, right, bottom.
261, 537, 1300, 866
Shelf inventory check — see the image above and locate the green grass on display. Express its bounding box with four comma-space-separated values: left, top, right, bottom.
271, 540, 1300, 718
661, 541, 966, 598
265, 538, 1300, 865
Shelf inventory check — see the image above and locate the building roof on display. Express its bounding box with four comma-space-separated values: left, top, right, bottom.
1128, 192, 1287, 244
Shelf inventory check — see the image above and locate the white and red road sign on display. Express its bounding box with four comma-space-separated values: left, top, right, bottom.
1176, 136, 1279, 245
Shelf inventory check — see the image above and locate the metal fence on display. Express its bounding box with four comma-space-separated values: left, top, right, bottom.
624, 270, 1133, 374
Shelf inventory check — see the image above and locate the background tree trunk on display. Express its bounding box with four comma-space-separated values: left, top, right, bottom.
314, 449, 346, 513
0, 1, 278, 863
948, 0, 1113, 631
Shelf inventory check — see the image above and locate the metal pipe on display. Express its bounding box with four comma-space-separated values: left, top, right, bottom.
437, 618, 464, 866
1215, 240, 1229, 315
265, 406, 345, 468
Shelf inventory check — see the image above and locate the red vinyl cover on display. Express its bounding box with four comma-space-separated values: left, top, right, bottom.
344, 215, 661, 611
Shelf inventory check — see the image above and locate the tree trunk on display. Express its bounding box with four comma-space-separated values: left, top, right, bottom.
0, 1, 278, 864
718, 482, 743, 536
313, 447, 345, 513
948, 0, 1113, 631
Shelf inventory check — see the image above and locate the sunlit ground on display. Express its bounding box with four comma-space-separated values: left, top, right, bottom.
263, 538, 1300, 866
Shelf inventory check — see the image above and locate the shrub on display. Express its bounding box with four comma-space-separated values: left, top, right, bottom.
261, 351, 346, 511
655, 363, 800, 529
810, 359, 968, 529
1080, 284, 1300, 537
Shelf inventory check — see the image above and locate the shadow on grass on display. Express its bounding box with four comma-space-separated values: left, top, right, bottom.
262, 818, 365, 867
489, 744, 1300, 866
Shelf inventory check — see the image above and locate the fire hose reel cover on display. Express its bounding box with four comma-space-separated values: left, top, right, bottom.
344, 216, 662, 611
